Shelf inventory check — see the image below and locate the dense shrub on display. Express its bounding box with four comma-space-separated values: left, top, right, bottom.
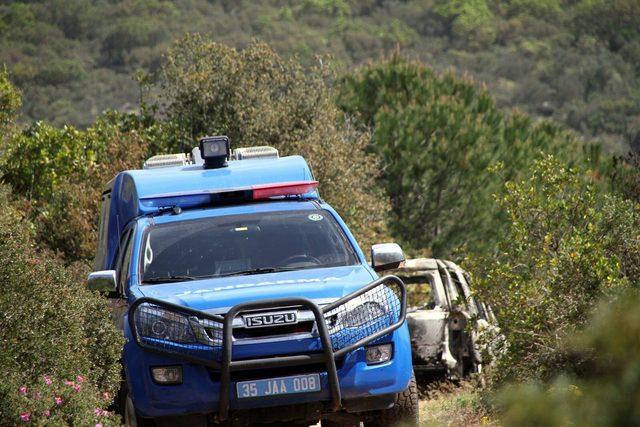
468, 155, 640, 384
150, 35, 391, 249
499, 291, 640, 427
1, 113, 149, 262
3, 122, 96, 201
0, 183, 123, 424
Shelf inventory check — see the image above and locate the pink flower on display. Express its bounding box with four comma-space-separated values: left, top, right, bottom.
76, 375, 84, 384
43, 375, 52, 386
95, 424, 103, 427
43, 410, 50, 418
101, 410, 109, 416
20, 412, 30, 422
94, 408, 101, 416
101, 392, 111, 401
19, 386, 27, 395
55, 396, 63, 405
73, 384, 81, 392
64, 380, 74, 386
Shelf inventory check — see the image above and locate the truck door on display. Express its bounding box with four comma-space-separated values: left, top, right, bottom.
110, 227, 135, 330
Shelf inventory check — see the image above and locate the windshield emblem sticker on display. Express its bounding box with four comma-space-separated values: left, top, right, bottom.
308, 214, 323, 221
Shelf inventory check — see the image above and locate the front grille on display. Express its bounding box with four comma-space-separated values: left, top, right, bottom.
233, 320, 315, 339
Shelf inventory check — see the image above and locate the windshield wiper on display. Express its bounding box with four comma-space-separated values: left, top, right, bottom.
142, 275, 197, 284
216, 267, 280, 278
144, 267, 304, 284
216, 266, 306, 278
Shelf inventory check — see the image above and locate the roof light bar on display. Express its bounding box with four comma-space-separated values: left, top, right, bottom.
233, 146, 279, 160
143, 153, 190, 169
251, 181, 319, 200
141, 180, 320, 211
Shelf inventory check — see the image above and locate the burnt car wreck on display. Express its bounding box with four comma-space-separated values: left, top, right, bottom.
394, 258, 500, 380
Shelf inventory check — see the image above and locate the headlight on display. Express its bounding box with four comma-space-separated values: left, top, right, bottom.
136, 306, 197, 344
328, 299, 388, 332
341, 301, 386, 328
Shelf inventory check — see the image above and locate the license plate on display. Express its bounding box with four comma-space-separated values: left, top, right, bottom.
236, 373, 321, 399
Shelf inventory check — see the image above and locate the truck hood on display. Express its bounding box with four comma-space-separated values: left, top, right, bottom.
137, 265, 376, 314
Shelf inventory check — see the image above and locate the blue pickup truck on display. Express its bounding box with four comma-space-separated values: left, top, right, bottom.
88, 137, 418, 426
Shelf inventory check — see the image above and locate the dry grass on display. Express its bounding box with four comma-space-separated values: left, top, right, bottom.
418, 379, 497, 427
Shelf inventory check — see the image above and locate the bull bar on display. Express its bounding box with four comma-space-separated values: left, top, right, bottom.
127, 275, 407, 421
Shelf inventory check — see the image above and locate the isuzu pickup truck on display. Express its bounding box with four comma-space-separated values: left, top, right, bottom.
88, 137, 418, 426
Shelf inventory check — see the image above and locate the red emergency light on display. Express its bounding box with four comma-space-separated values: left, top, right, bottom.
251, 181, 319, 200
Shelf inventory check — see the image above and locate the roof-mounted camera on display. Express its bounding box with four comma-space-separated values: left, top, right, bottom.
199, 135, 230, 169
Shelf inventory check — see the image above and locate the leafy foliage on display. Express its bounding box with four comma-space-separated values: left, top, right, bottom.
0, 184, 123, 424
468, 156, 640, 384
1, 113, 149, 262
338, 56, 591, 256
499, 291, 640, 427
0, 68, 20, 132
0, 72, 123, 425
150, 35, 391, 249
0, 374, 119, 426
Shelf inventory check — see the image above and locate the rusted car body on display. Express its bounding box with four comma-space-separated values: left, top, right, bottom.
393, 259, 498, 379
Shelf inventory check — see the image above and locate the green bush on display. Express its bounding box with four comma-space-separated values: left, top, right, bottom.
468, 155, 640, 384
0, 183, 123, 424
1, 111, 149, 262
499, 291, 640, 427
2, 122, 95, 201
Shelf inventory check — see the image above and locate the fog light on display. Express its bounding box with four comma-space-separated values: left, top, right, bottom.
365, 343, 393, 365
151, 366, 183, 384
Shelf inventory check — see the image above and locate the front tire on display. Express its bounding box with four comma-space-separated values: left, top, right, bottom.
124, 393, 154, 427
367, 371, 419, 426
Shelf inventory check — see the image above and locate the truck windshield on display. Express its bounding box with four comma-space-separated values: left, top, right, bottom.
140, 210, 359, 284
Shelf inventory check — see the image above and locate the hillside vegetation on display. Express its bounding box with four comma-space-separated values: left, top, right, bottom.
0, 3, 639, 425
1, 0, 639, 153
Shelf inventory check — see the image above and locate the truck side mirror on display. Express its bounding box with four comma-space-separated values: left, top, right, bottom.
87, 270, 117, 293
371, 243, 405, 272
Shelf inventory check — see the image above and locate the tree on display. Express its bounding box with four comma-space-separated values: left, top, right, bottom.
149, 35, 391, 249
337, 55, 590, 257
